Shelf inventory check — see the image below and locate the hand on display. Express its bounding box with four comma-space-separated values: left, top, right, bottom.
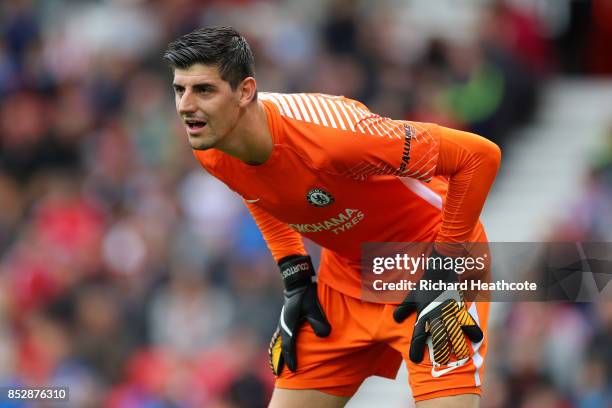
269, 255, 331, 375
393, 248, 483, 366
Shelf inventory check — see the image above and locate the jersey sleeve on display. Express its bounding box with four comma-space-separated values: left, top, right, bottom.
434, 126, 501, 246
331, 115, 500, 247
244, 201, 307, 262
333, 117, 440, 182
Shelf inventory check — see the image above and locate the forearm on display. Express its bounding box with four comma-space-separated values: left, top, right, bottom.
434, 126, 501, 247
244, 201, 306, 261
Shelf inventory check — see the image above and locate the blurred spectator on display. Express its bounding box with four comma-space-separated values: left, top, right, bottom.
148, 260, 234, 355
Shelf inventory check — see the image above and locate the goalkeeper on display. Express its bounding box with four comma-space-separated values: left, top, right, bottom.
164, 26, 501, 408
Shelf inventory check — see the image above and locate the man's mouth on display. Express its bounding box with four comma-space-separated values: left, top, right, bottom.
185, 119, 207, 132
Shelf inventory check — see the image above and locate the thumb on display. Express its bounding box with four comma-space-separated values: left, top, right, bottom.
304, 284, 331, 337
306, 310, 331, 338
408, 316, 428, 363
457, 308, 484, 343
305, 299, 331, 338
461, 325, 483, 343
393, 301, 417, 323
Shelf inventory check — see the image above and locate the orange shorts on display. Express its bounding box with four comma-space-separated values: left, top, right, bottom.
275, 280, 489, 402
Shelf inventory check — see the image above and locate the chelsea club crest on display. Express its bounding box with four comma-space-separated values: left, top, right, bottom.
307, 188, 334, 207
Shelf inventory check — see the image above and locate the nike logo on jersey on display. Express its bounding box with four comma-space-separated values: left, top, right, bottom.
245, 198, 260, 203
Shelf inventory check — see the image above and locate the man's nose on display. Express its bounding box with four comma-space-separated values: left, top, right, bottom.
178, 91, 196, 115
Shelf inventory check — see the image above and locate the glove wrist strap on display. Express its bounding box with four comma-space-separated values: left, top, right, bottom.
279, 255, 314, 291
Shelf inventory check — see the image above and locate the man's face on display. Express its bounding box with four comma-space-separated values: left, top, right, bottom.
172, 63, 240, 150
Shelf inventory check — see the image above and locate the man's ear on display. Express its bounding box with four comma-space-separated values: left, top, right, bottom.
238, 77, 257, 107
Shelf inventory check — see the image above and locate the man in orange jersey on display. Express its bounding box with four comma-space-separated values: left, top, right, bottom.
164, 26, 501, 408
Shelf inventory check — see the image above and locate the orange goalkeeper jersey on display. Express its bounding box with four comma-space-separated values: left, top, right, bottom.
193, 93, 501, 299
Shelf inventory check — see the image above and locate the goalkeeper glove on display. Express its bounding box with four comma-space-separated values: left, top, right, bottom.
393, 248, 483, 370
268, 255, 331, 376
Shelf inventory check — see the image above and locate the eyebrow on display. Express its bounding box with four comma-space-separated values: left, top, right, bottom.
172, 83, 216, 92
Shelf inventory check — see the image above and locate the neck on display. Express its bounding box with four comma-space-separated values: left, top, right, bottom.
217, 100, 272, 165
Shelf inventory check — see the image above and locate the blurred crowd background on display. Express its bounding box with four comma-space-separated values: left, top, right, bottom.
1, 0, 611, 407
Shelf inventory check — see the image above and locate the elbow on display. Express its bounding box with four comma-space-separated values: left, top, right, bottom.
436, 127, 502, 177
478, 137, 502, 175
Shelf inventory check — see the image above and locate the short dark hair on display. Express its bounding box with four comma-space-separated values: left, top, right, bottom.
163, 26, 255, 90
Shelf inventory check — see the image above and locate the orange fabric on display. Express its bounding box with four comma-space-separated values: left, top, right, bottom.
435, 127, 501, 247
274, 279, 489, 401
273, 279, 403, 394
244, 201, 306, 261
193, 93, 500, 299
